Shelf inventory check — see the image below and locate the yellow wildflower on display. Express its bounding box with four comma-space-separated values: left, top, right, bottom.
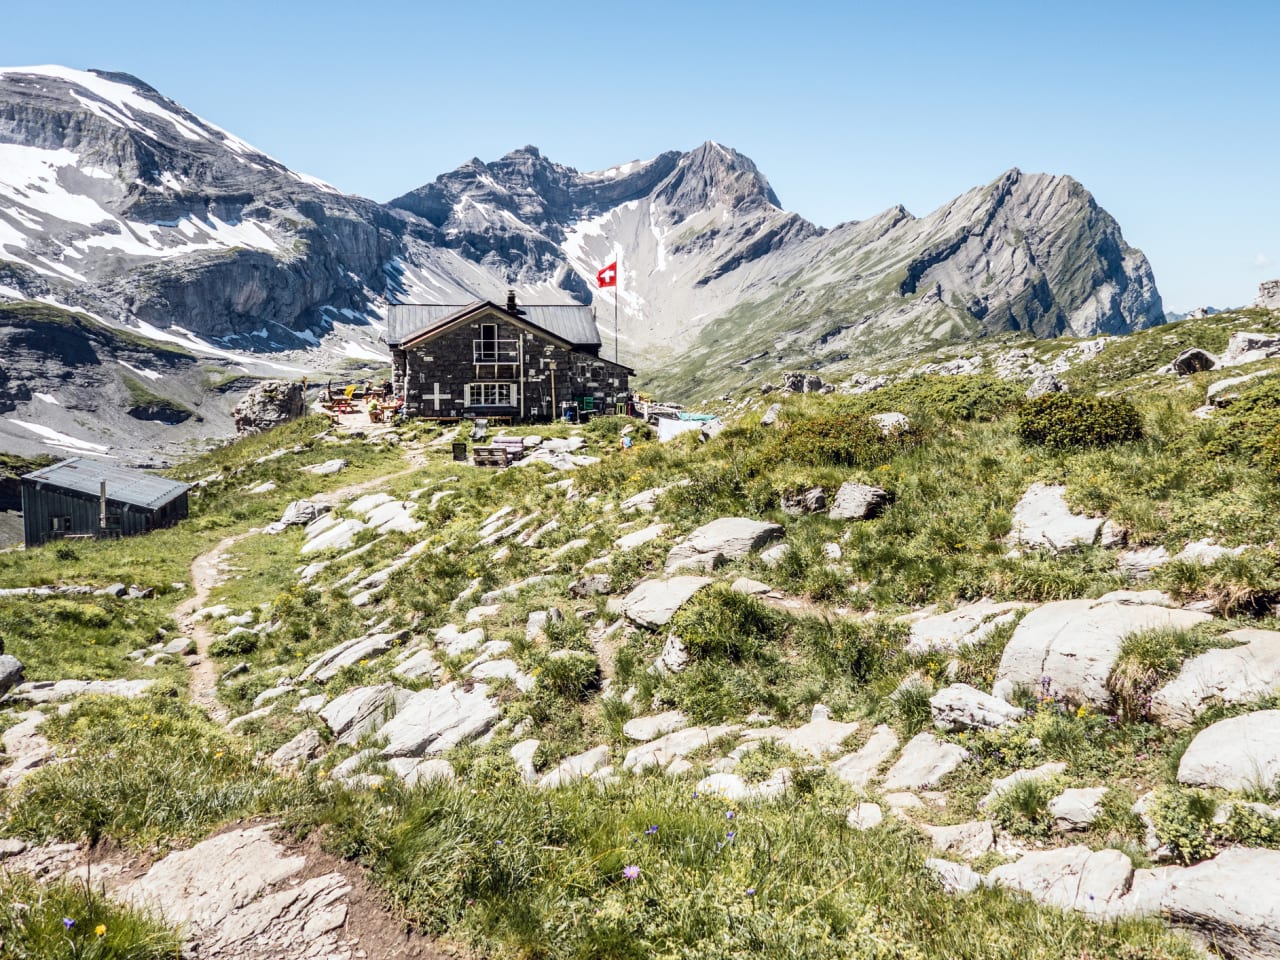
95, 924, 106, 937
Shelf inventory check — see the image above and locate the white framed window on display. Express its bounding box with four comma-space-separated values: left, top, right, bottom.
466, 382, 515, 406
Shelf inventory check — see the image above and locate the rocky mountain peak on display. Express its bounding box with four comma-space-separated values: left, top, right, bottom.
654, 140, 783, 217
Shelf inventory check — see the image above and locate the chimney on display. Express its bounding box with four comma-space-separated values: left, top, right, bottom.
506, 290, 518, 314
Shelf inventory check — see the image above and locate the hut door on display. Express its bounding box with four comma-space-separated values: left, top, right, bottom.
479, 323, 498, 361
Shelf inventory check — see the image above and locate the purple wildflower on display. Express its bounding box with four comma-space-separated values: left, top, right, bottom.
622, 864, 640, 880
746, 887, 756, 896
726, 810, 736, 820
63, 918, 75, 930
645, 825, 659, 835
726, 830, 736, 841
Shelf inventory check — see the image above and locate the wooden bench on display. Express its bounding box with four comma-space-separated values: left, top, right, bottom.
472, 446, 514, 468
491, 437, 527, 462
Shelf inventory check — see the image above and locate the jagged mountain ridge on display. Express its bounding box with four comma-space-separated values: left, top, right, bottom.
0, 65, 1163, 414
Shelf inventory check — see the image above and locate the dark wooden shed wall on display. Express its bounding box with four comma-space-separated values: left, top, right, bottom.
21, 481, 188, 547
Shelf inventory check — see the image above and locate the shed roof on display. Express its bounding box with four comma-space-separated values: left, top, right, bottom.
22, 458, 190, 510
386, 301, 602, 349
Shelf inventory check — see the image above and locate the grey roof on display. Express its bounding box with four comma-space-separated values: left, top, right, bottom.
385, 304, 473, 347
23, 458, 190, 509
386, 301, 601, 349
521, 305, 601, 347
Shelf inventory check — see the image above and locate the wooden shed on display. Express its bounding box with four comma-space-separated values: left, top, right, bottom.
20, 458, 190, 547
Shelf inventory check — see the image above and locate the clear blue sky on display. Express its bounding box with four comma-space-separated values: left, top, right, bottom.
3, 0, 1277, 310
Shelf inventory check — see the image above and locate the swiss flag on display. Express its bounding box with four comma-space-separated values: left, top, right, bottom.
596, 261, 618, 288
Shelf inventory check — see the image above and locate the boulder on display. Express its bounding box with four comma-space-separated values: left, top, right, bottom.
620, 483, 687, 514
740, 704, 858, 758
299, 518, 367, 556
268, 728, 323, 771
1177, 709, 1280, 792
319, 683, 409, 745
759, 402, 782, 426
0, 710, 52, 787
870, 412, 911, 435
0, 654, 24, 697
993, 597, 1211, 708
232, 380, 304, 435
1009, 483, 1123, 553
1049, 787, 1108, 832
904, 600, 1030, 656
1221, 330, 1280, 366
1150, 629, 1280, 727
617, 577, 713, 628
695, 769, 791, 802
7, 678, 154, 705
880, 733, 968, 791
830, 724, 899, 788
435, 624, 486, 657
615, 524, 668, 551
847, 803, 883, 830
930, 683, 1025, 731
730, 577, 772, 595
570, 573, 614, 597
1208, 370, 1274, 406
828, 482, 890, 521
654, 634, 689, 675
1126, 847, 1280, 958
377, 682, 501, 758
300, 458, 348, 476
525, 608, 564, 641
392, 648, 441, 681
387, 757, 456, 787
922, 820, 995, 859
664, 517, 784, 573
758, 543, 791, 567
299, 630, 403, 683
281, 500, 327, 526
1170, 348, 1217, 375
780, 486, 826, 516
1025, 373, 1066, 399
510, 739, 540, 783
623, 710, 689, 742
469, 658, 535, 692
622, 724, 740, 772
988, 846, 1133, 918
537, 745, 611, 789
925, 858, 984, 895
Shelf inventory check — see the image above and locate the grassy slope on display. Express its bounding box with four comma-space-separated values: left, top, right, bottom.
3, 311, 1280, 958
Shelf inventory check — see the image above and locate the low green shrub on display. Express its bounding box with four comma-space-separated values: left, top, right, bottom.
871, 374, 1025, 423
774, 411, 916, 468
1016, 394, 1143, 449
1148, 787, 1219, 864
987, 776, 1062, 839
669, 587, 788, 664
209, 631, 259, 657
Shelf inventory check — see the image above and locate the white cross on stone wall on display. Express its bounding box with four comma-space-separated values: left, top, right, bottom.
422, 383, 450, 410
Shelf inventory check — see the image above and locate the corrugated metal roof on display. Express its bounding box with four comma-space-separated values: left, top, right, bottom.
386, 301, 601, 349
521, 305, 601, 347
385, 303, 475, 347
23, 458, 190, 509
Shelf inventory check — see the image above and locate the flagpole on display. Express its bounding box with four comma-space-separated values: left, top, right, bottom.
614, 248, 619, 364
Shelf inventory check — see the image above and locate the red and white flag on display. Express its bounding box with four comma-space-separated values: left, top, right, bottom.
596, 261, 618, 288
